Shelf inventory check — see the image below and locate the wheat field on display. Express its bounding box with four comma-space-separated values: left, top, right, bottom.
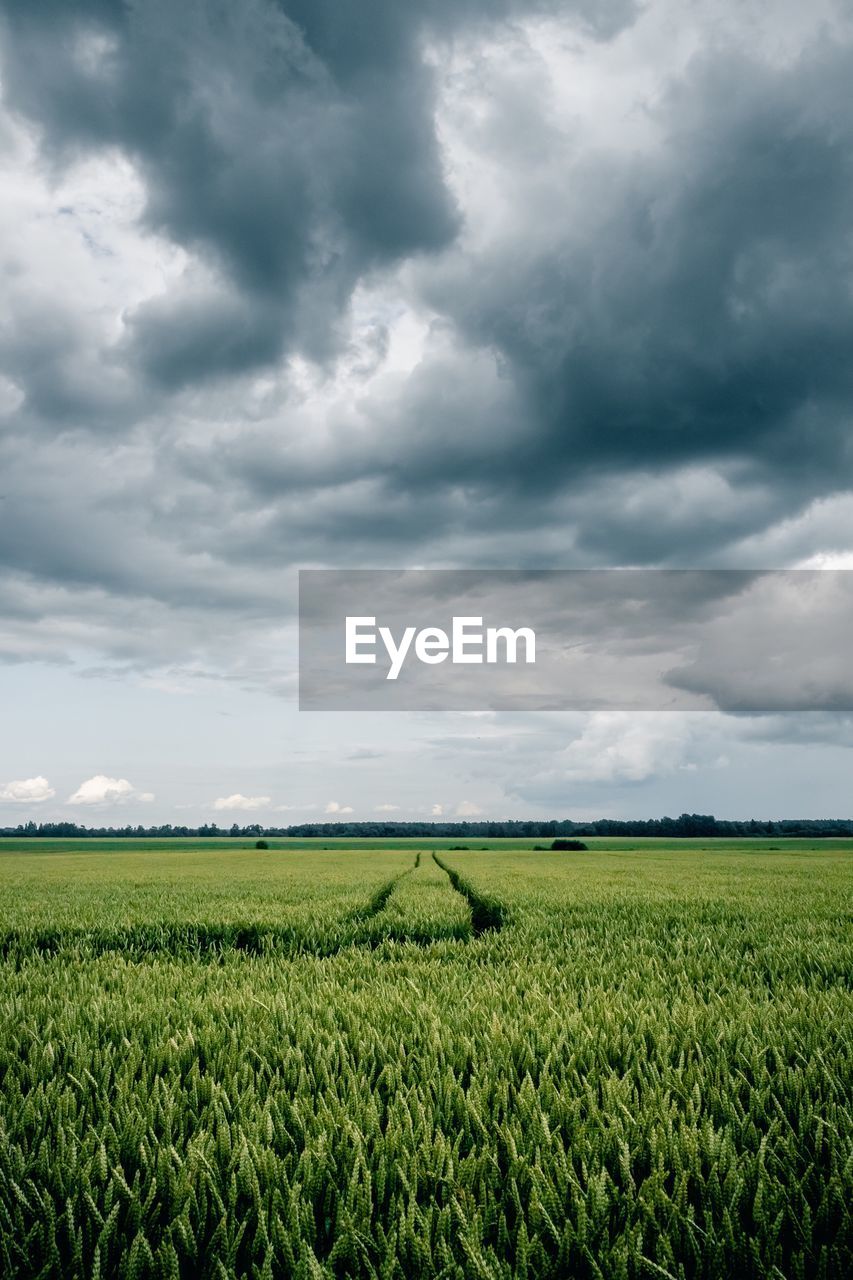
0, 839, 850, 1278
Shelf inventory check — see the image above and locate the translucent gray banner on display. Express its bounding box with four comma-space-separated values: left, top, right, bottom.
298, 569, 853, 711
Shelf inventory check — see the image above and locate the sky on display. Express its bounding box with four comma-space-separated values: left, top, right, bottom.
1, 0, 853, 824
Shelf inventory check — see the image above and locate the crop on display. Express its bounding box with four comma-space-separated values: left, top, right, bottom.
0, 840, 850, 1278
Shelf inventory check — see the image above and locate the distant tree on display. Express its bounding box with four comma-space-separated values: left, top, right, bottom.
255, 839, 269, 850
5, 814, 853, 839
551, 839, 588, 851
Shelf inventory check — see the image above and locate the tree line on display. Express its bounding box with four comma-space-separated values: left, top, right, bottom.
2, 813, 853, 838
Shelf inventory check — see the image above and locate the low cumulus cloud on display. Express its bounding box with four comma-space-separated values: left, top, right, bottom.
0, 775, 55, 803
68, 775, 154, 805
550, 713, 694, 785
325, 801, 354, 814
212, 793, 273, 811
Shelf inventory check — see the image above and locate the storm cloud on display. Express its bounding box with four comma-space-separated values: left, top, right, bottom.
1, 0, 853, 817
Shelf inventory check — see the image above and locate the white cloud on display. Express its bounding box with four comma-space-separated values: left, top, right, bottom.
0, 775, 55, 803
431, 803, 444, 816
374, 803, 400, 812
212, 793, 272, 811
68, 775, 154, 805
556, 713, 692, 784
455, 800, 483, 816
325, 801, 354, 814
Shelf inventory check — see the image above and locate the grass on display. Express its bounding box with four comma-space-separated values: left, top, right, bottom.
0, 841, 850, 1278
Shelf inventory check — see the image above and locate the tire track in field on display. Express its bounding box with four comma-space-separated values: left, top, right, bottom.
357, 859, 416, 920
432, 853, 508, 936
0, 855, 510, 964
0, 855, 451, 964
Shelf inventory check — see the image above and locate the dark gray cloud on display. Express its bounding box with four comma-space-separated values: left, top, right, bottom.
0, 0, 448, 382
741, 713, 853, 748
298, 569, 853, 713
0, 0, 852, 671
0, 0, 634, 395
418, 39, 853, 506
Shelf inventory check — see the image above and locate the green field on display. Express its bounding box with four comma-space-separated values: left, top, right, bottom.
4, 836, 850, 854
0, 841, 850, 1278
